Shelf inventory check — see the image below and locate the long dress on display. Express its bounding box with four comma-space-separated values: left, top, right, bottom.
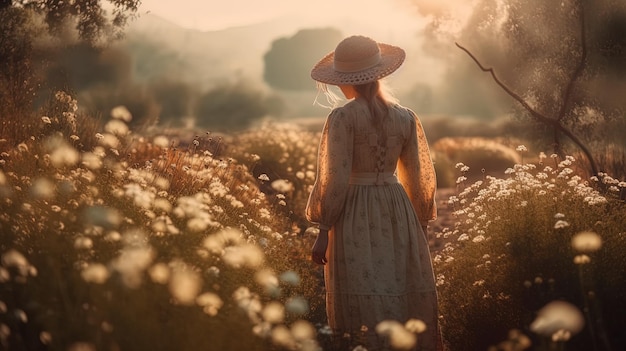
306, 98, 440, 350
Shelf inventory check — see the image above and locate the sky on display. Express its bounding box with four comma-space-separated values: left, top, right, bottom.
138, 0, 427, 34
132, 0, 500, 117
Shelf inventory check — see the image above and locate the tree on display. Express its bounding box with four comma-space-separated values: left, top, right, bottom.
194, 81, 285, 131
415, 0, 626, 177
264, 28, 343, 91
1, 0, 140, 42
0, 7, 39, 116
45, 43, 132, 92
150, 79, 196, 125
0, 1, 140, 118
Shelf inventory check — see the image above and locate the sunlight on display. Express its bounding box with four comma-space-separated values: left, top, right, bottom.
139, 0, 426, 36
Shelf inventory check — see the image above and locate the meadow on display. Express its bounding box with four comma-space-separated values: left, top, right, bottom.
0, 92, 625, 351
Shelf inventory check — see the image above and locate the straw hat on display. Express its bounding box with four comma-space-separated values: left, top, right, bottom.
310, 35, 405, 85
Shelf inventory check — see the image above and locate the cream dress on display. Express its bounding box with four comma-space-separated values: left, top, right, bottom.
306, 98, 440, 350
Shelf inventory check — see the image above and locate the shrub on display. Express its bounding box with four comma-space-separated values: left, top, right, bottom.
434, 152, 626, 351
432, 137, 522, 182
0, 104, 320, 351
194, 82, 285, 131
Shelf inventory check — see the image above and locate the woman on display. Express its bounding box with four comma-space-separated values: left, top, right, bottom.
306, 35, 442, 350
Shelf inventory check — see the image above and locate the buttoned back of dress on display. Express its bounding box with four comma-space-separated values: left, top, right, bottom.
348, 99, 411, 174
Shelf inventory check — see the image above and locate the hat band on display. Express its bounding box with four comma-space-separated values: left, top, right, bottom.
333, 51, 381, 73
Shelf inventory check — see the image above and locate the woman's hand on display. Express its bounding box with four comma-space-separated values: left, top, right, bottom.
311, 229, 329, 265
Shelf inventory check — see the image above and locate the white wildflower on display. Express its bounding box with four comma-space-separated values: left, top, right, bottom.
111, 246, 154, 289
271, 179, 293, 193
74, 237, 93, 250
530, 301, 584, 337
554, 220, 570, 229
148, 263, 170, 284
290, 320, 316, 341
153, 136, 170, 148
457, 234, 470, 242
573, 254, 591, 265
376, 320, 416, 350
81, 263, 110, 284
196, 292, 223, 316
30, 178, 56, 199
280, 271, 301, 286
472, 235, 486, 243
110, 106, 132, 122
571, 231, 602, 253
104, 119, 129, 136
405, 319, 427, 334
262, 302, 285, 324
1, 249, 31, 276
168, 261, 201, 305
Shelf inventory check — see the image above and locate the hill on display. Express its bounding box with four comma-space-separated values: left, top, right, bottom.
123, 14, 338, 87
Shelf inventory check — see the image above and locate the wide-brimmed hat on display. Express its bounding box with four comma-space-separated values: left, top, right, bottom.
310, 35, 405, 85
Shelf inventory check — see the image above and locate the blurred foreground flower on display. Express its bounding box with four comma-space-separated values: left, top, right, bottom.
169, 261, 202, 305
376, 320, 416, 350
110, 105, 132, 122
1, 249, 33, 277
571, 231, 602, 253
81, 263, 110, 284
530, 301, 584, 341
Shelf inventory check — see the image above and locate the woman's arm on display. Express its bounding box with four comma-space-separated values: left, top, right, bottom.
305, 108, 354, 230
397, 108, 437, 225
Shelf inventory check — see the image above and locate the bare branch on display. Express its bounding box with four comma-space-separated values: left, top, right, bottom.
454, 42, 555, 127
455, 41, 599, 176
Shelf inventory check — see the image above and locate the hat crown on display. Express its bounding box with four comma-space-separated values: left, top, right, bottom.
333, 36, 381, 73
310, 35, 405, 85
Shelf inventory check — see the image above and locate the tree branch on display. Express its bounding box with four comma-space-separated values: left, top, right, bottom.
455, 41, 599, 176
454, 42, 555, 126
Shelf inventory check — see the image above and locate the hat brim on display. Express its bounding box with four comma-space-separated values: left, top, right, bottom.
310, 43, 405, 85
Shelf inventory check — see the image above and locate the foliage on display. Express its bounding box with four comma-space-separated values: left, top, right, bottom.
149, 79, 196, 124
0, 99, 321, 351
2, 89, 626, 351
264, 28, 343, 91
194, 81, 285, 131
0, 7, 44, 118
4, 0, 140, 42
44, 43, 132, 92
79, 84, 161, 129
434, 152, 626, 351
125, 37, 192, 83
432, 137, 522, 183
0, 0, 139, 125
420, 0, 626, 175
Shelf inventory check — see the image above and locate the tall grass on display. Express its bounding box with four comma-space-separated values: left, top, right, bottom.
1, 93, 625, 351
0, 94, 322, 351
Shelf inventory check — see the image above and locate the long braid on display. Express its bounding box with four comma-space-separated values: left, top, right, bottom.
355, 81, 390, 173
356, 81, 389, 141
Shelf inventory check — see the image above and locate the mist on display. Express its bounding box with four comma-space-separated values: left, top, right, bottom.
21, 0, 626, 138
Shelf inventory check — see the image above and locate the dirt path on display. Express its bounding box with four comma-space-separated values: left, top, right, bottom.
428, 187, 457, 252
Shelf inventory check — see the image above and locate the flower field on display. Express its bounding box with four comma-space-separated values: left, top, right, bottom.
0, 93, 625, 351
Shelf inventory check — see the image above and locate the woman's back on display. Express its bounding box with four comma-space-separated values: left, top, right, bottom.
338, 98, 414, 174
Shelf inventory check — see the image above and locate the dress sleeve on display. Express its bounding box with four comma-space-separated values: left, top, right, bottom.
397, 108, 437, 223
305, 108, 354, 230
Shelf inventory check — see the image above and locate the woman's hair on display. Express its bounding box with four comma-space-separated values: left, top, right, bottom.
355, 80, 397, 147
315, 80, 397, 147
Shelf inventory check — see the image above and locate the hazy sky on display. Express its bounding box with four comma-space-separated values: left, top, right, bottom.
138, 0, 426, 33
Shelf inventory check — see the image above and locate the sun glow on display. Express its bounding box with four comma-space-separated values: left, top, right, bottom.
139, 0, 426, 35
